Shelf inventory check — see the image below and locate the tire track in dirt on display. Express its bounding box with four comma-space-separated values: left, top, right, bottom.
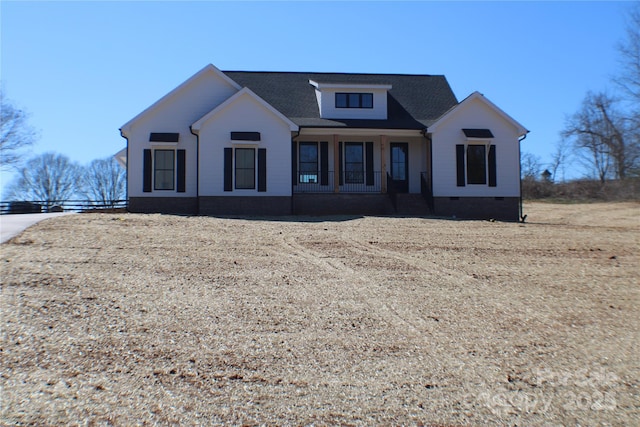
277, 235, 438, 339
342, 238, 472, 333
346, 238, 473, 284
281, 236, 349, 273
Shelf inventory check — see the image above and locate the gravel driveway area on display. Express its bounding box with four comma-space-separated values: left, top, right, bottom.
0, 212, 75, 244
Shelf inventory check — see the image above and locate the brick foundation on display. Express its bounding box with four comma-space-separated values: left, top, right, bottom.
432, 197, 520, 221
199, 197, 292, 216
128, 197, 198, 215
128, 195, 519, 220
293, 194, 394, 216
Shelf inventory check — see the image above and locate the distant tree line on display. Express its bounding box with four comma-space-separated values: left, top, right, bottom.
2, 89, 125, 207
4, 153, 126, 208
522, 174, 639, 201
523, 3, 640, 190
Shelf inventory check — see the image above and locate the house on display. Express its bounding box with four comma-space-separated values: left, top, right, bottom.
120, 64, 528, 221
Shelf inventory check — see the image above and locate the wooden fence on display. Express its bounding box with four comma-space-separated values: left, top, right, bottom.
0, 200, 128, 215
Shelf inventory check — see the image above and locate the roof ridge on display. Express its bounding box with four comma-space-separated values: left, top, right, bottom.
223, 70, 445, 78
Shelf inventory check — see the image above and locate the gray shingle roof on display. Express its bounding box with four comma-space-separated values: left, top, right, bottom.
223, 71, 458, 130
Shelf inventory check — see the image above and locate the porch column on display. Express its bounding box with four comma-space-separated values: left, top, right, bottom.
380, 135, 387, 193
333, 134, 340, 193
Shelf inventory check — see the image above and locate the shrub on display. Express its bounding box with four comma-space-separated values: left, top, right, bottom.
523, 178, 640, 202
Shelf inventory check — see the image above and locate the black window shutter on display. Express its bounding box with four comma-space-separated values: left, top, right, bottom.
231, 132, 260, 141
292, 142, 298, 185
338, 142, 343, 186
456, 144, 466, 187
365, 141, 374, 186
320, 142, 328, 185
488, 144, 497, 187
224, 148, 233, 192
258, 148, 267, 192
143, 149, 152, 192
149, 132, 179, 143
176, 149, 186, 192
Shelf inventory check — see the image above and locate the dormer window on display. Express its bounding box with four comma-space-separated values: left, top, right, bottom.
309, 80, 391, 120
335, 93, 374, 109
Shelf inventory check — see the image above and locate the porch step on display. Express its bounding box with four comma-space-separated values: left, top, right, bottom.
395, 194, 431, 216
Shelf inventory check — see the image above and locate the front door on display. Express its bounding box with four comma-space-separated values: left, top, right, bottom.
390, 143, 409, 193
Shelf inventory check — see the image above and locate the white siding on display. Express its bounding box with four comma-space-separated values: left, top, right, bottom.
198, 93, 293, 196
431, 97, 522, 197
126, 72, 239, 198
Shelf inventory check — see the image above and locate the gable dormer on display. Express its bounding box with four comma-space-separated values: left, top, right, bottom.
309, 80, 392, 120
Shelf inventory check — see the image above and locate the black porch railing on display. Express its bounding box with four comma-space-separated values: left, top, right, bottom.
420, 172, 434, 212
294, 171, 382, 193
386, 172, 398, 212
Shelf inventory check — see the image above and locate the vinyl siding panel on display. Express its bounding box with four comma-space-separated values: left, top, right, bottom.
431, 97, 522, 197
125, 72, 239, 198
197, 92, 293, 197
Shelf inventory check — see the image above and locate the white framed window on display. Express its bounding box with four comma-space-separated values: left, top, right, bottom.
299, 142, 319, 183
335, 92, 374, 109
154, 149, 175, 190
235, 147, 256, 190
466, 144, 487, 185
456, 143, 497, 187
344, 142, 364, 184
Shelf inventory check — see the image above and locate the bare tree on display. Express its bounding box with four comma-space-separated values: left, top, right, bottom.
576, 132, 611, 183
614, 2, 640, 178
549, 140, 571, 182
521, 152, 542, 181
521, 152, 554, 199
615, 2, 640, 107
7, 152, 81, 206
1, 90, 38, 170
80, 156, 126, 207
562, 91, 638, 182
560, 4, 640, 183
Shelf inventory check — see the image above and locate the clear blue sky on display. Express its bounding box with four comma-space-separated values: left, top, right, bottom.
0, 1, 632, 195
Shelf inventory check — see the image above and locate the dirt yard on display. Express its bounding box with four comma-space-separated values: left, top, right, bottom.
1, 202, 638, 425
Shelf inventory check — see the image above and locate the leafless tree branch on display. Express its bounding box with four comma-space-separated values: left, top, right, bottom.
562, 91, 639, 182
79, 157, 126, 206
7, 153, 81, 205
1, 90, 38, 170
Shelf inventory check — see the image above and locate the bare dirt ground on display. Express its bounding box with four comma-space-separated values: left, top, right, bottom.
1, 202, 638, 426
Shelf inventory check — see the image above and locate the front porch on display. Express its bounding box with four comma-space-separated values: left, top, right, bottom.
293, 170, 384, 193
292, 170, 433, 215
292, 132, 432, 192
291, 131, 434, 214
